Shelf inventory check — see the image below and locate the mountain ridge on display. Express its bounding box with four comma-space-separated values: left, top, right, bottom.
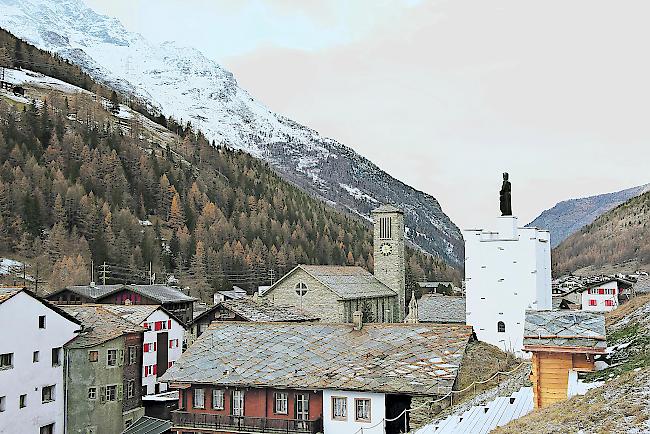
0, 0, 464, 266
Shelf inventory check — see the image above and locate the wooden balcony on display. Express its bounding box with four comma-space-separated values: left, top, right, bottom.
171, 410, 323, 434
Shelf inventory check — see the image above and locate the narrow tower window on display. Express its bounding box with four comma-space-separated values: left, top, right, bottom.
379, 217, 392, 240
497, 321, 506, 333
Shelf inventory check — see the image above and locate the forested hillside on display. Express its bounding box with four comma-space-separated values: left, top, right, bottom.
552, 191, 650, 276
0, 29, 459, 301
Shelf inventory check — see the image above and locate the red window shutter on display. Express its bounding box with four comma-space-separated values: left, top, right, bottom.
143, 322, 148, 330
168, 361, 173, 368
153, 364, 157, 375
169, 340, 173, 348
143, 343, 148, 353
153, 342, 157, 351
154, 321, 161, 331
168, 320, 172, 329
599, 288, 604, 295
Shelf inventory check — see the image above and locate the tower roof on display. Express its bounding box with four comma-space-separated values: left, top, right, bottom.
372, 204, 403, 214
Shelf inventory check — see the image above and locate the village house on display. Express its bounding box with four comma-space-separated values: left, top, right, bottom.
213, 285, 248, 304
0, 287, 81, 434
524, 310, 606, 408
186, 298, 318, 346
261, 205, 406, 323
580, 278, 634, 312
47, 283, 197, 324
100, 305, 186, 395
61, 305, 146, 433
464, 216, 552, 356
160, 319, 472, 434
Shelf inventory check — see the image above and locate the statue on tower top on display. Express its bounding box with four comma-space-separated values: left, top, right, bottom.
500, 172, 512, 216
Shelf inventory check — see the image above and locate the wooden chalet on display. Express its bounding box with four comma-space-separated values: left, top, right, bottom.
524, 310, 606, 409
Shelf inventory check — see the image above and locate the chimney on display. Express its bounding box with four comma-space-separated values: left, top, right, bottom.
352, 310, 363, 331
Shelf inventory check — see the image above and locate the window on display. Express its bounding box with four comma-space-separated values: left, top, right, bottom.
332, 396, 347, 420
589, 299, 597, 306
212, 389, 225, 410
33, 351, 39, 363
232, 390, 244, 416
0, 353, 13, 369
107, 349, 117, 366
355, 398, 371, 422
295, 394, 309, 421
497, 321, 506, 333
127, 380, 135, 398
178, 390, 185, 410
295, 282, 308, 297
169, 339, 179, 349
193, 388, 205, 409
39, 315, 46, 329
52, 348, 61, 367
105, 385, 117, 401
42, 385, 55, 403
605, 300, 614, 307
19, 394, 26, 408
88, 387, 97, 400
89, 351, 99, 362
128, 346, 137, 365
379, 217, 392, 239
39, 424, 54, 434
143, 322, 150, 330
0, 396, 5, 412
274, 392, 288, 414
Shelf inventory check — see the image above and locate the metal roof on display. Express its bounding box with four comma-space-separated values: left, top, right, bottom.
418, 294, 466, 323
523, 310, 606, 351
62, 305, 145, 348
160, 322, 472, 396
121, 416, 171, 434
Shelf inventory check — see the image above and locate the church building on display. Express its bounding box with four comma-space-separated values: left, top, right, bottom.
464, 176, 552, 356
260, 205, 406, 323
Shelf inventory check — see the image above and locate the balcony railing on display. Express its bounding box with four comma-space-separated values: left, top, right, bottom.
171, 410, 323, 434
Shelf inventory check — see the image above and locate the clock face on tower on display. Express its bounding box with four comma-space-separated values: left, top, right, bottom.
380, 242, 393, 256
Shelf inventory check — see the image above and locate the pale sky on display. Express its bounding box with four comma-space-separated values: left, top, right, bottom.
85, 0, 650, 230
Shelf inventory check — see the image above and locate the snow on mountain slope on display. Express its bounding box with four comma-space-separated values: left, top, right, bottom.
0, 0, 464, 265
527, 183, 650, 248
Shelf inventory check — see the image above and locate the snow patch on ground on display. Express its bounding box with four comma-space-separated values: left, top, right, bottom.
339, 183, 378, 203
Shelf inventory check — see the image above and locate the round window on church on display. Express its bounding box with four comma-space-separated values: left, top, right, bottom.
295, 282, 308, 297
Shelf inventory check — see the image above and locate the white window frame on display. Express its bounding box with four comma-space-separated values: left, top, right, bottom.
106, 385, 117, 401
193, 388, 205, 409
212, 389, 225, 410
127, 380, 135, 398
128, 346, 137, 365
232, 390, 244, 416
42, 385, 55, 403
88, 387, 97, 400
331, 396, 347, 420
0, 353, 13, 369
355, 398, 371, 423
274, 392, 288, 415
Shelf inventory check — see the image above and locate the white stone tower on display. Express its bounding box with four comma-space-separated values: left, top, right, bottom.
372, 204, 406, 321
464, 216, 552, 357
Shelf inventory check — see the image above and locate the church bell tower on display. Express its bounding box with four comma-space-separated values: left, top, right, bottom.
372, 205, 406, 321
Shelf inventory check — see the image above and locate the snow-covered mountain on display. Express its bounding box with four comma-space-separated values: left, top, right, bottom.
527, 183, 650, 248
0, 0, 464, 266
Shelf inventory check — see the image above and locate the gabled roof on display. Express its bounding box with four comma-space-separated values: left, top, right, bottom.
221, 298, 319, 322
0, 287, 82, 325
524, 310, 606, 353
418, 294, 466, 323
61, 305, 146, 348
48, 283, 196, 304
263, 265, 397, 300
101, 304, 186, 329
160, 322, 472, 396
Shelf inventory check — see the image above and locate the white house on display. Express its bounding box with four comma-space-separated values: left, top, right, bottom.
102, 305, 185, 395
580, 280, 621, 312
323, 389, 385, 434
464, 216, 552, 356
0, 288, 80, 434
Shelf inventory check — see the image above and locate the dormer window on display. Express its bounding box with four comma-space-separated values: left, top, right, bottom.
379, 217, 392, 240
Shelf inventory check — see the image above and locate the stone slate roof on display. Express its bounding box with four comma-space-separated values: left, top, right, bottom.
523, 310, 606, 352
62, 305, 145, 348
0, 286, 22, 304
298, 265, 397, 300
100, 304, 185, 328
160, 322, 472, 396
222, 299, 319, 322
418, 294, 466, 323
633, 276, 650, 294
372, 204, 403, 214
122, 416, 171, 434
50, 284, 196, 304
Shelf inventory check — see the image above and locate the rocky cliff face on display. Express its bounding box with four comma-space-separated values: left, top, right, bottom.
0, 0, 464, 265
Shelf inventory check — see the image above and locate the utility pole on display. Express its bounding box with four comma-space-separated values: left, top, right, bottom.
149, 262, 153, 284
91, 260, 94, 283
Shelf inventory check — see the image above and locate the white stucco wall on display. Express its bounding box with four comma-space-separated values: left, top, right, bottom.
0, 291, 79, 434
141, 309, 185, 395
322, 389, 385, 434
581, 281, 619, 312
464, 216, 552, 357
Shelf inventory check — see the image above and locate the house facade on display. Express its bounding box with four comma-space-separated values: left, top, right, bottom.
0, 288, 81, 434
101, 305, 186, 395
464, 216, 552, 356
580, 279, 632, 312
161, 321, 472, 434
260, 205, 405, 323
61, 305, 146, 433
